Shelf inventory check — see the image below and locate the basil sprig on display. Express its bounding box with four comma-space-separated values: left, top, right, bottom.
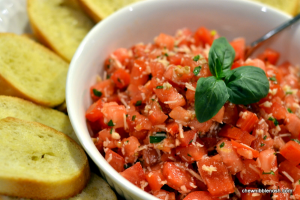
195, 37, 269, 122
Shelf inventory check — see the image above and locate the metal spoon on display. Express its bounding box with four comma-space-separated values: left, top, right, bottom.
245, 13, 300, 59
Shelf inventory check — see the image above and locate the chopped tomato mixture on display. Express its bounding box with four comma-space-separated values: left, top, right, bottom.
86, 26, 300, 199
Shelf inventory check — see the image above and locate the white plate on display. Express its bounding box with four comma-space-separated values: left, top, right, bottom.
0, 0, 31, 34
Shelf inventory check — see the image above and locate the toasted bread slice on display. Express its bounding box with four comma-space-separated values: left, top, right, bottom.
252, 0, 299, 16
0, 173, 117, 200
0, 95, 79, 144
0, 117, 90, 199
27, 0, 95, 62
77, 0, 141, 22
0, 33, 68, 107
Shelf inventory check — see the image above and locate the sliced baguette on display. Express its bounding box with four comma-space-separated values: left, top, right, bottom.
77, 0, 141, 22
0, 33, 68, 107
0, 117, 90, 199
0, 95, 79, 144
0, 173, 117, 200
27, 0, 95, 62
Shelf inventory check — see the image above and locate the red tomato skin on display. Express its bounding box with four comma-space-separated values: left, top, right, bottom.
90, 79, 115, 101
237, 159, 261, 185
130, 60, 149, 86
280, 140, 300, 166
120, 162, 147, 188
285, 113, 300, 139
197, 156, 235, 197
257, 48, 280, 65
162, 162, 196, 194
257, 149, 279, 185
101, 102, 126, 128
111, 68, 130, 89
121, 136, 140, 163
278, 160, 300, 181
183, 191, 219, 200
218, 124, 255, 146
105, 149, 125, 172
236, 111, 258, 133
85, 99, 104, 122
230, 37, 245, 61
155, 33, 175, 50
148, 101, 168, 125
176, 144, 207, 163
193, 26, 214, 47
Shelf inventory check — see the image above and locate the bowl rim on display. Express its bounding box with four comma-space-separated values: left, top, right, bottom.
66, 0, 292, 199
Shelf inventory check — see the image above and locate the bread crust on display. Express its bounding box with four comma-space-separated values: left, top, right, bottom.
27, 0, 70, 62
0, 117, 90, 199
77, 0, 102, 22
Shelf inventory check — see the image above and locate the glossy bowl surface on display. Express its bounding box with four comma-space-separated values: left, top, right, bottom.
66, 0, 300, 199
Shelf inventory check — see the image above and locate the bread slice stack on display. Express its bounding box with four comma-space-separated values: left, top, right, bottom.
0, 95, 78, 144
27, 0, 95, 62
0, 117, 90, 199
77, 0, 141, 22
0, 173, 117, 200
0, 33, 68, 107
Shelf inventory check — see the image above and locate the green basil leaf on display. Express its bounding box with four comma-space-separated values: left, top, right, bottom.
195, 76, 229, 122
225, 66, 269, 105
208, 37, 235, 79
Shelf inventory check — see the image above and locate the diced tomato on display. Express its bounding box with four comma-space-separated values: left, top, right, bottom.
155, 33, 175, 50
237, 160, 261, 185
277, 61, 292, 77
90, 79, 115, 101
257, 48, 280, 65
145, 169, 166, 191
111, 48, 131, 66
186, 82, 197, 102
127, 111, 152, 132
121, 136, 140, 163
280, 140, 300, 166
183, 191, 218, 200
236, 111, 258, 133
155, 137, 176, 153
285, 113, 300, 139
153, 190, 176, 200
98, 128, 120, 149
260, 98, 288, 121
169, 106, 193, 123
176, 143, 207, 163
120, 162, 147, 189
278, 160, 300, 182
193, 26, 214, 47
241, 187, 263, 200
162, 162, 196, 194
177, 130, 198, 147
244, 58, 266, 72
166, 122, 179, 136
142, 147, 159, 167
148, 100, 168, 125
257, 149, 279, 185
85, 99, 105, 122
216, 139, 243, 174
197, 156, 235, 197
201, 137, 218, 151
218, 124, 255, 146
230, 37, 245, 61
284, 94, 299, 113
188, 118, 213, 133
105, 149, 125, 172
222, 102, 239, 125
168, 53, 184, 65
101, 102, 126, 128
282, 74, 300, 89
231, 140, 259, 159
130, 60, 149, 86
211, 106, 224, 123
111, 68, 130, 89
175, 28, 193, 47
294, 185, 300, 199
265, 65, 283, 84
149, 61, 165, 78
153, 84, 186, 109
270, 181, 293, 200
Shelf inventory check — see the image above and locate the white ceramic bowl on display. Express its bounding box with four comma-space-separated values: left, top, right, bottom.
66, 0, 300, 199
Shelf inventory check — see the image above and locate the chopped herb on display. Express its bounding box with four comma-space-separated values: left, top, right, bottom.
193, 55, 200, 61
269, 76, 277, 82
189, 139, 193, 144
126, 140, 129, 144
263, 135, 267, 140
292, 139, 300, 144
287, 108, 293, 113
149, 135, 166, 143
299, 179, 300, 184
110, 128, 113, 134
193, 66, 202, 76
126, 114, 128, 118
124, 164, 130, 169
106, 65, 110, 69
135, 100, 142, 106
156, 85, 163, 89
286, 91, 293, 95
274, 152, 277, 155
262, 171, 275, 175
220, 142, 225, 148
164, 53, 169, 57
132, 115, 136, 121
151, 99, 155, 101
117, 78, 122, 83
260, 143, 265, 147
187, 153, 192, 157
268, 117, 279, 126
156, 131, 167, 134
106, 74, 111, 79
93, 89, 102, 97
107, 120, 114, 127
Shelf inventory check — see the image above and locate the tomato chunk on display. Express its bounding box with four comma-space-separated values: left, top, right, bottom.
257, 149, 279, 185
280, 140, 300, 166
85, 99, 105, 122
197, 156, 235, 197
145, 169, 166, 191
218, 124, 255, 146
111, 68, 130, 89
120, 162, 147, 189
236, 111, 258, 133
237, 160, 261, 185
183, 191, 218, 200
105, 149, 125, 172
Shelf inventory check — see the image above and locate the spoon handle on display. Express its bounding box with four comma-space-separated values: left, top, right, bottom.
246, 13, 300, 58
